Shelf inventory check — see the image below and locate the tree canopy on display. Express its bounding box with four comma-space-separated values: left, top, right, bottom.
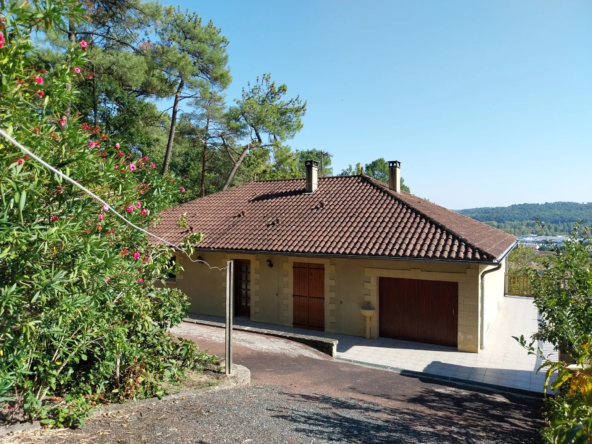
0, 0, 210, 426
458, 202, 592, 235
339, 158, 410, 193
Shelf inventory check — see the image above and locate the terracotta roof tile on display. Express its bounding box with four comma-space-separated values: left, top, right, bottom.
151, 175, 517, 263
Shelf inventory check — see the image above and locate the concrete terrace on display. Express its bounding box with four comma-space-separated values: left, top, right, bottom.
186, 296, 557, 394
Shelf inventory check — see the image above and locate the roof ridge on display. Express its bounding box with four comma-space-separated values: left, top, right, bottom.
361, 175, 495, 261
253, 175, 359, 183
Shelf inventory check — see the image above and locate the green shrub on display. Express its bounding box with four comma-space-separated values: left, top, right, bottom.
529, 224, 592, 359
0, 0, 210, 427
516, 224, 592, 442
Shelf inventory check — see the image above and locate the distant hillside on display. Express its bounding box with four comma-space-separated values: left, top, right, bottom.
457, 202, 592, 236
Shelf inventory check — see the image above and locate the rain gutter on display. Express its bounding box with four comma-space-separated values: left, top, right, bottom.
188, 247, 509, 266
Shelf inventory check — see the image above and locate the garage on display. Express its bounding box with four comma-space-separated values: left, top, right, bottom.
379, 277, 458, 347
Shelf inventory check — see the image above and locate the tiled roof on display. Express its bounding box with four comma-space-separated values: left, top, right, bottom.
151, 175, 517, 263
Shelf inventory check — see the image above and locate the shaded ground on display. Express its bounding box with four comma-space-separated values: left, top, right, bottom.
2, 324, 545, 443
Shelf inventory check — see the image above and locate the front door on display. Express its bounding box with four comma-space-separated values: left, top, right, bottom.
293, 262, 325, 331
234, 259, 251, 317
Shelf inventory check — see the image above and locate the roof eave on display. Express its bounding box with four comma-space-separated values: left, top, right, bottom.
187, 247, 504, 266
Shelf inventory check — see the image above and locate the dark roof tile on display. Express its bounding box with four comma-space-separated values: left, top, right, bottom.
151, 175, 517, 262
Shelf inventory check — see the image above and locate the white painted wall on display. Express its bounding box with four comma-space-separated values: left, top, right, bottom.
482, 258, 507, 339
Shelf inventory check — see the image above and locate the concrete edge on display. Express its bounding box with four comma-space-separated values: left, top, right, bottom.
182, 317, 338, 357
0, 364, 250, 438
336, 357, 551, 399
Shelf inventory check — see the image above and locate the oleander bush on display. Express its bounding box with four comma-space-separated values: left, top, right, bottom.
0, 0, 210, 427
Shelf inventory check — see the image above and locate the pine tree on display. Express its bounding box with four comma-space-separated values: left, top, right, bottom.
151, 7, 231, 174
222, 74, 306, 189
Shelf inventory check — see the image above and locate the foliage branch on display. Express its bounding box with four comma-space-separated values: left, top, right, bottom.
0, 0, 212, 427
515, 223, 592, 442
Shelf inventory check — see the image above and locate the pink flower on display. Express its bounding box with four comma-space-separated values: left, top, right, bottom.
34, 76, 43, 85
143, 156, 149, 161
150, 163, 155, 168
163, 210, 167, 214
180, 187, 185, 193
105, 278, 110, 283
138, 278, 144, 283
114, 165, 118, 169
135, 202, 141, 209
0, 32, 5, 48
74, 67, 81, 74
129, 164, 136, 171
99, 212, 105, 221
59, 120, 66, 128
115, 143, 120, 149
87, 73, 94, 79
126, 206, 133, 213
37, 91, 44, 98
50, 215, 58, 222
79, 40, 88, 50
16, 158, 24, 166
141, 208, 148, 216
133, 252, 140, 260
89, 141, 96, 148
61, 115, 67, 122
103, 204, 109, 211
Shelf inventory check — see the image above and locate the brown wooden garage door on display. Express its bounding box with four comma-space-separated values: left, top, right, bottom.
293, 263, 324, 331
379, 277, 458, 347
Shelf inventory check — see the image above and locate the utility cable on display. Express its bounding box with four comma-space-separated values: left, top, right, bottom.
0, 129, 226, 271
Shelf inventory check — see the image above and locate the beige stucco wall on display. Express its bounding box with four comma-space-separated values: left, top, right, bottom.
171, 251, 228, 317
481, 258, 506, 340
172, 252, 489, 353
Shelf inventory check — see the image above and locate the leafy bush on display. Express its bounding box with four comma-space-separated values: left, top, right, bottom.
516, 223, 592, 442
518, 337, 592, 443
508, 244, 547, 274
0, 0, 211, 427
529, 224, 592, 358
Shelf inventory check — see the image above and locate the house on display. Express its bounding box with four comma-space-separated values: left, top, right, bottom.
153, 161, 517, 353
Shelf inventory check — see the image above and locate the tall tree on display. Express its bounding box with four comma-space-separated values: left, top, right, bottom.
152, 6, 231, 174
364, 157, 410, 192
339, 163, 362, 176
40, 0, 170, 154
184, 90, 226, 196
248, 144, 300, 181
338, 158, 410, 192
297, 148, 333, 177
221, 74, 306, 190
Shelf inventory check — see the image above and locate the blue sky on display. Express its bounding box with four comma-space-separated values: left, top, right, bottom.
161, 0, 591, 209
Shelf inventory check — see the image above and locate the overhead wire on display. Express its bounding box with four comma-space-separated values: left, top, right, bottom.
0, 128, 226, 271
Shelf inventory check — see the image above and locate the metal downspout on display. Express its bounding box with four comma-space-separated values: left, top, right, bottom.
480, 262, 502, 350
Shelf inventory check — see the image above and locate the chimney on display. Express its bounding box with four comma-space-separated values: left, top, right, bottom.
305, 159, 319, 193
388, 160, 401, 193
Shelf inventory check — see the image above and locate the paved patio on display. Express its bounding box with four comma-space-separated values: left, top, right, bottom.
187, 296, 557, 393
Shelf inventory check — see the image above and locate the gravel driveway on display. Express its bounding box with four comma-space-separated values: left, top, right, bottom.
4, 383, 541, 444
3, 323, 544, 443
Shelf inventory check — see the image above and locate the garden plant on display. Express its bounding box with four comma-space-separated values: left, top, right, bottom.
516, 223, 592, 443
0, 0, 212, 427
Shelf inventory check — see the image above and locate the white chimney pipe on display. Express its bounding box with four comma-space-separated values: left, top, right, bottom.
305, 160, 318, 193
388, 161, 401, 193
